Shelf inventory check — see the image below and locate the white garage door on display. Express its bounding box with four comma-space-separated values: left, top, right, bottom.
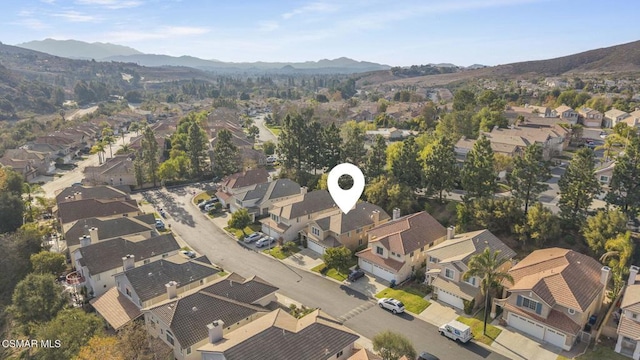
437, 289, 464, 309
543, 328, 566, 348
359, 259, 373, 273
508, 313, 545, 339
307, 240, 326, 256
360, 261, 395, 282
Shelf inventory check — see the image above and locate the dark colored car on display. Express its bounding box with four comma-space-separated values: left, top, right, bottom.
417, 352, 440, 360
348, 269, 365, 282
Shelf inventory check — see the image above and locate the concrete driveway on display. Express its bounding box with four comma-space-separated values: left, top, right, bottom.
490, 326, 562, 360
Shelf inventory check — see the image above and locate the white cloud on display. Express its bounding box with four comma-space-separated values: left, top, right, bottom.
75, 0, 143, 9
282, 1, 340, 19
14, 18, 49, 30
258, 21, 279, 32
105, 26, 210, 42
40, 0, 56, 4
52, 11, 98, 22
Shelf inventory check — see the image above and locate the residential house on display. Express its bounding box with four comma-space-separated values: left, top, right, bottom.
622, 110, 640, 129
73, 233, 181, 297
604, 109, 630, 128
348, 348, 382, 360
365, 127, 417, 141
198, 308, 359, 360
229, 178, 302, 218
216, 168, 269, 207
83, 154, 137, 186
144, 273, 278, 360
495, 248, 610, 350
1, 148, 56, 176
55, 198, 140, 225
615, 265, 640, 359
527, 105, 554, 118
482, 124, 568, 160
578, 107, 604, 128
260, 189, 337, 242
356, 210, 447, 283
555, 105, 579, 124
22, 142, 74, 164
301, 202, 390, 255
425, 228, 516, 310
0, 157, 38, 181
455, 136, 524, 159
55, 184, 130, 204
595, 161, 615, 189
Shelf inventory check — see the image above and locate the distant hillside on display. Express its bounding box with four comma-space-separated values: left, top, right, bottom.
17, 38, 142, 60
492, 40, 640, 75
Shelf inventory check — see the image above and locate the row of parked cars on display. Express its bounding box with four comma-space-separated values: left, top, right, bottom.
198, 197, 220, 212
243, 232, 276, 248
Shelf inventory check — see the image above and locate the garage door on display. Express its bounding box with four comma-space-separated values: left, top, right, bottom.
543, 328, 566, 348
359, 259, 373, 273
307, 240, 326, 256
360, 261, 395, 282
508, 313, 545, 339
437, 289, 464, 309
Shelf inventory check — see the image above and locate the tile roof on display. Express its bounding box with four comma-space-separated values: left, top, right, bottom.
621, 285, 640, 313
506, 248, 605, 312
89, 287, 142, 330
311, 202, 390, 235
146, 273, 277, 349
618, 314, 640, 340
235, 178, 301, 202
356, 248, 404, 272
200, 273, 279, 304
64, 214, 155, 247
55, 185, 130, 204
57, 198, 139, 224
121, 255, 220, 302
349, 348, 382, 360
198, 309, 359, 360
77, 234, 180, 275
555, 105, 574, 114
220, 168, 269, 190
605, 109, 630, 119
270, 190, 337, 220
427, 229, 516, 264
366, 211, 446, 255
504, 303, 582, 335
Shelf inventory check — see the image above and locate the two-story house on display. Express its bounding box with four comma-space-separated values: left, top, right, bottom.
229, 178, 302, 218
615, 265, 640, 359
1, 148, 56, 176
578, 107, 604, 128
72, 233, 181, 297
425, 228, 516, 310
197, 309, 359, 360
56, 198, 140, 226
622, 110, 640, 129
260, 190, 337, 242
356, 210, 446, 283
555, 105, 579, 124
483, 124, 569, 160
215, 168, 269, 208
495, 248, 610, 350
0, 157, 38, 181
301, 202, 390, 255
605, 109, 631, 128
83, 154, 137, 186
143, 273, 278, 360
55, 185, 130, 204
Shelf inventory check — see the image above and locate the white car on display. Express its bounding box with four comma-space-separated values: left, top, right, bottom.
255, 236, 276, 248
180, 250, 196, 258
377, 298, 405, 314
204, 203, 218, 212
243, 232, 262, 243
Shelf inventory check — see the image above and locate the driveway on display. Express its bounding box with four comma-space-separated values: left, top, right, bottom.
491, 326, 562, 360
253, 114, 278, 144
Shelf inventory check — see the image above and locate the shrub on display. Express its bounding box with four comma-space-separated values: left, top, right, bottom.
463, 298, 475, 315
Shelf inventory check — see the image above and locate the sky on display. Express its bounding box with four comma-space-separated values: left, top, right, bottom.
3, 0, 640, 67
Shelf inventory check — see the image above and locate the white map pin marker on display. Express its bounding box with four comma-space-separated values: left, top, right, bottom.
328, 163, 365, 214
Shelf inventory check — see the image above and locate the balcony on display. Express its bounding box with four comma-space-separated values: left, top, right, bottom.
66, 271, 85, 286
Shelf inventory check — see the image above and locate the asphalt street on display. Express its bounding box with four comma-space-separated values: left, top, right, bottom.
142, 185, 509, 360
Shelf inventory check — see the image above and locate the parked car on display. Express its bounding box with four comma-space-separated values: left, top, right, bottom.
180, 250, 196, 258
204, 203, 218, 212
199, 197, 219, 210
266, 155, 278, 165
159, 208, 167, 218
377, 298, 405, 314
438, 320, 472, 343
243, 232, 262, 243
417, 352, 440, 360
347, 269, 365, 282
155, 219, 165, 230
255, 236, 276, 248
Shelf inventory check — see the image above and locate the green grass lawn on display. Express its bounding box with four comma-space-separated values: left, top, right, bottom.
193, 192, 211, 204
311, 263, 350, 282
570, 345, 628, 360
223, 224, 262, 239
456, 316, 501, 346
397, 282, 432, 298
375, 288, 431, 314
264, 245, 300, 259
265, 124, 282, 136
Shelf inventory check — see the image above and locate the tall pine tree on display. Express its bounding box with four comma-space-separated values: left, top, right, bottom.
365, 135, 387, 181
607, 137, 640, 217
322, 123, 342, 170
341, 121, 367, 166
186, 122, 208, 178
508, 143, 550, 215
461, 135, 496, 201
277, 114, 308, 180
558, 148, 601, 228
141, 126, 159, 187
391, 137, 422, 189
213, 129, 240, 176
423, 136, 459, 203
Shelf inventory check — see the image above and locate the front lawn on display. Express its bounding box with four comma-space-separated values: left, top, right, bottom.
193, 192, 211, 204
375, 288, 431, 314
572, 345, 628, 360
266, 124, 282, 136
264, 244, 300, 259
312, 263, 350, 282
223, 224, 262, 240
456, 316, 501, 346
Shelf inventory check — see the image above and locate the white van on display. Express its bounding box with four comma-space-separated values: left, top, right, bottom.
438, 320, 472, 343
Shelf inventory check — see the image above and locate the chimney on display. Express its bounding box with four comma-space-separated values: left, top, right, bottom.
89, 227, 99, 243
370, 210, 380, 224
74, 192, 82, 200
601, 266, 611, 286
446, 226, 455, 240
165, 281, 178, 299
207, 320, 225, 343
300, 186, 308, 195
122, 254, 135, 271
79, 235, 91, 247
629, 265, 640, 286
392, 208, 400, 221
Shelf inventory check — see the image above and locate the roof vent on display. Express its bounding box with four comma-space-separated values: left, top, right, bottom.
148, 272, 153, 277
192, 306, 198, 312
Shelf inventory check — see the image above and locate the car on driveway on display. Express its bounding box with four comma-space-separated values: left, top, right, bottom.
155, 219, 165, 230
180, 250, 196, 258
377, 298, 405, 314
198, 197, 219, 210
347, 269, 365, 282
243, 232, 262, 243
255, 236, 276, 248
204, 203, 218, 212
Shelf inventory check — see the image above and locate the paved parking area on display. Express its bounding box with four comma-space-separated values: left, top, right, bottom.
490, 326, 562, 360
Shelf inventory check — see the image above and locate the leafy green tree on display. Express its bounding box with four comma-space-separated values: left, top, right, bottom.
11, 273, 66, 328
365, 176, 416, 215
306, 121, 324, 174
461, 135, 496, 201
322, 246, 352, 274
507, 143, 550, 215
457, 198, 523, 235
607, 137, 640, 217
186, 121, 209, 178
30, 251, 66, 275
600, 232, 634, 300
322, 123, 342, 169
423, 136, 459, 203
514, 202, 560, 248
558, 148, 601, 227
157, 159, 180, 180
133, 156, 145, 187
35, 308, 104, 360
75, 335, 124, 360
262, 140, 276, 155
213, 129, 241, 177
555, 90, 591, 109
142, 126, 159, 186
391, 137, 422, 189
0, 192, 25, 233
583, 209, 627, 257
452, 89, 476, 111
365, 135, 387, 181
117, 321, 172, 360
228, 208, 251, 232
277, 114, 308, 180
90, 141, 105, 164
0, 226, 45, 304
463, 248, 514, 335
341, 121, 367, 166
246, 125, 259, 141
435, 110, 475, 141
474, 107, 507, 132
372, 330, 417, 360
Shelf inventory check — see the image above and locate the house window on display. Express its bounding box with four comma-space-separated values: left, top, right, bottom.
143, 259, 150, 264
336, 350, 343, 358
187, 347, 191, 355
464, 277, 476, 286
376, 246, 384, 255
125, 288, 131, 296
568, 308, 575, 315
346, 231, 350, 237
599, 175, 609, 183
166, 330, 175, 346
312, 227, 320, 236
429, 256, 439, 263
358, 239, 363, 246
421, 246, 424, 252
356, 228, 362, 233
410, 251, 414, 257
633, 313, 638, 320
519, 296, 540, 313
445, 268, 454, 279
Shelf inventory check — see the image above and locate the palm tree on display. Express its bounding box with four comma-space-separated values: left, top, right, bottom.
90, 142, 106, 164
22, 183, 44, 222
600, 232, 634, 299
116, 144, 132, 155
129, 121, 141, 136
596, 133, 627, 162
463, 248, 514, 335
103, 135, 115, 159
